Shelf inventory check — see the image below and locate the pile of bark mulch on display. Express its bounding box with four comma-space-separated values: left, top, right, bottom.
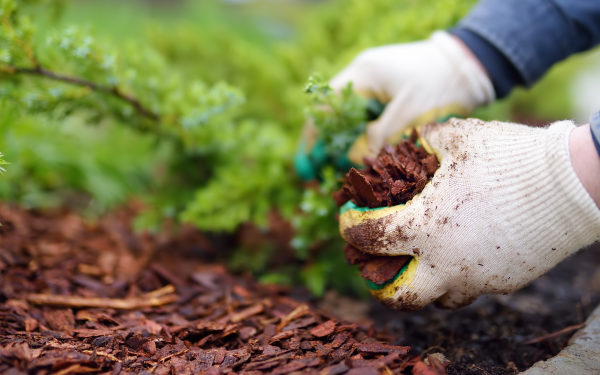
334, 130, 438, 209
0, 204, 442, 375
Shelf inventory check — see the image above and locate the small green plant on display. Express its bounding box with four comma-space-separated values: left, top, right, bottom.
0, 0, 298, 230
0, 1, 243, 143
304, 76, 367, 161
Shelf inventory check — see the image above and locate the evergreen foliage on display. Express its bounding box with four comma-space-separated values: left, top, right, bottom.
304, 76, 367, 162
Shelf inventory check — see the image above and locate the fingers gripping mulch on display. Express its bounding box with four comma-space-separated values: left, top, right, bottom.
0, 205, 417, 375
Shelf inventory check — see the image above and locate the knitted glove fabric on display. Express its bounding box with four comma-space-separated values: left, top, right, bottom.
330, 31, 494, 163
339, 118, 600, 310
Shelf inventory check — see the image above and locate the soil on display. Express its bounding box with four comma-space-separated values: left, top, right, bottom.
334, 129, 438, 209
369, 241, 600, 374
1, 204, 598, 375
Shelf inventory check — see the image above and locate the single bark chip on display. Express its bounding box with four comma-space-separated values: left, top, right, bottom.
344, 244, 411, 286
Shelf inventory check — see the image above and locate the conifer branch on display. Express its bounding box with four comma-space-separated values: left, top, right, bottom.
7, 65, 160, 121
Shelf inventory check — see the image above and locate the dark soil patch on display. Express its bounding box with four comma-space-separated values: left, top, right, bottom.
368, 242, 600, 374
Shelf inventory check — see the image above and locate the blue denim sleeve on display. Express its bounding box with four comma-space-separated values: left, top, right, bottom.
591, 112, 600, 159
451, 0, 600, 98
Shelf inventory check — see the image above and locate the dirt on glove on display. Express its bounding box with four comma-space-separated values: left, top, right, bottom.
335, 130, 438, 286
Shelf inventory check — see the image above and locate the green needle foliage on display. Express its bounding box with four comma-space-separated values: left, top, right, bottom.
0, 0, 297, 231
0, 0, 243, 144
304, 76, 367, 162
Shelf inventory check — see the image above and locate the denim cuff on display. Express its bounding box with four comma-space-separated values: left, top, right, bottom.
591, 112, 600, 159
455, 0, 592, 91
451, 28, 524, 99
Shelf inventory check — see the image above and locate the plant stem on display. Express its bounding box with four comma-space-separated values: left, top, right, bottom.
8, 65, 160, 121
0, 10, 157, 122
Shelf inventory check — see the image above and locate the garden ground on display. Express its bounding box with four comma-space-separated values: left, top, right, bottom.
1, 204, 599, 375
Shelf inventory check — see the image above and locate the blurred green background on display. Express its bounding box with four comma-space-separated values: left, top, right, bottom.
1, 0, 599, 296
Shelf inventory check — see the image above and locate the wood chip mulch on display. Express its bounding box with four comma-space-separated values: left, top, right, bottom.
334, 129, 439, 209
0, 204, 435, 375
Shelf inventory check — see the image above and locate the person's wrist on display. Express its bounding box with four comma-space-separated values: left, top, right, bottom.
451, 34, 490, 78
569, 124, 600, 209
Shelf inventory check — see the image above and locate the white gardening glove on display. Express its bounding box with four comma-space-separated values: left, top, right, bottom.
339, 118, 600, 310
331, 31, 495, 164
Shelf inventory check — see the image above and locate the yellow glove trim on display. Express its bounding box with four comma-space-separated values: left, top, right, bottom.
348, 133, 370, 165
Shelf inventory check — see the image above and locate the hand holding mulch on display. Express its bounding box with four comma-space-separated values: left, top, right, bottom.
336, 129, 439, 287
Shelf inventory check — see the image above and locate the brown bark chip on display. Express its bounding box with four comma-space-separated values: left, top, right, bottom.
355, 342, 410, 356
43, 308, 75, 336
332, 332, 350, 348
358, 256, 411, 285
348, 168, 381, 208
344, 244, 411, 286
311, 320, 336, 337
0, 204, 409, 375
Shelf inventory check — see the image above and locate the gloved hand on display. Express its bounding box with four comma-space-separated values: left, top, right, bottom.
330, 31, 495, 164
339, 118, 600, 310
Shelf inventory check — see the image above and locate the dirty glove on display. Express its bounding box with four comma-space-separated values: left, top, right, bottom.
339, 118, 600, 310
330, 31, 495, 163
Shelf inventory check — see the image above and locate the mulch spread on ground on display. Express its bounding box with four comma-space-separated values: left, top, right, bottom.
2, 204, 599, 375
0, 204, 452, 375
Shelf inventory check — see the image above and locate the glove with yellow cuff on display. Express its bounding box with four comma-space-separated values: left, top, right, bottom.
339, 118, 600, 310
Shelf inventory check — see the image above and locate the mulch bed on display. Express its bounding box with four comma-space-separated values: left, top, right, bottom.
0, 204, 442, 375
